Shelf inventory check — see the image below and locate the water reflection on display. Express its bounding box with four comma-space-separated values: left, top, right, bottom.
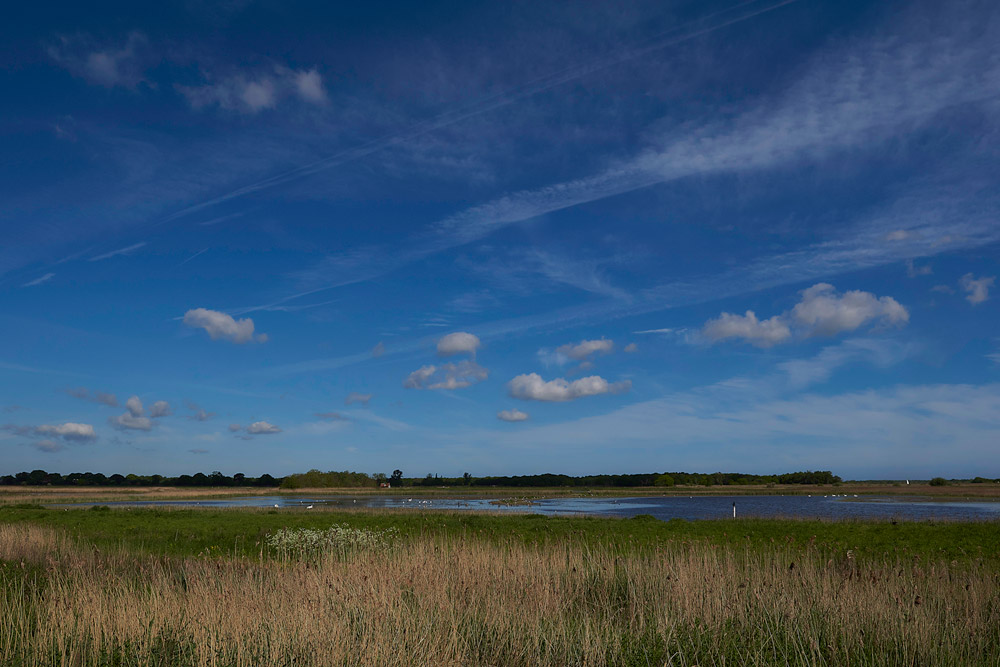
63, 494, 1000, 521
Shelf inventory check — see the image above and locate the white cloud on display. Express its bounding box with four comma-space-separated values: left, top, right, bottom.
507, 373, 631, 402
624, 343, 638, 353
178, 66, 326, 114
345, 392, 372, 406
371, 341, 385, 357
35, 422, 97, 441
183, 308, 267, 344
961, 273, 995, 305
149, 400, 172, 418
702, 311, 791, 348
885, 230, 910, 241
66, 387, 118, 407
792, 283, 909, 337
294, 68, 327, 104
34, 439, 64, 453
246, 421, 281, 434
228, 423, 242, 432
186, 401, 215, 421
125, 395, 144, 418
88, 242, 147, 262
497, 409, 529, 422
22, 273, 54, 287
703, 284, 908, 347
48, 32, 148, 88
437, 332, 481, 357
906, 260, 932, 277
109, 413, 153, 431
404, 361, 489, 390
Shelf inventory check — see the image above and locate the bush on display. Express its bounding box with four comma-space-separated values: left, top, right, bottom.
266, 524, 398, 558
929, 477, 948, 487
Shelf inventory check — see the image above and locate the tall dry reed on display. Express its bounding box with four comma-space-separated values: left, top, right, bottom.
1, 523, 998, 666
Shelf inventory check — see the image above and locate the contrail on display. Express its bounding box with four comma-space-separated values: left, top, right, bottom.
158, 0, 802, 224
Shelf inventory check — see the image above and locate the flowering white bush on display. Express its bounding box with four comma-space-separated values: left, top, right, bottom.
266, 524, 398, 558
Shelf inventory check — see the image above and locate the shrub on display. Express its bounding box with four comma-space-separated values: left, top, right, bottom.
929, 477, 948, 487
265, 524, 399, 558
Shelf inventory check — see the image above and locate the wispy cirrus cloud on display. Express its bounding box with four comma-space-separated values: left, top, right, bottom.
22, 273, 55, 287
252, 0, 1000, 318
88, 242, 147, 262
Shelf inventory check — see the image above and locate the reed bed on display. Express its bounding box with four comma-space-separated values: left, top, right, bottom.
1, 522, 998, 666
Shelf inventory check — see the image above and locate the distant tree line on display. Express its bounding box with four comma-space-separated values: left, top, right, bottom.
278, 469, 844, 488
0, 470, 281, 487
15, 468, 994, 489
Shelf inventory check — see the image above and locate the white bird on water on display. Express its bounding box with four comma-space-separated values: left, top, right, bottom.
306, 505, 314, 509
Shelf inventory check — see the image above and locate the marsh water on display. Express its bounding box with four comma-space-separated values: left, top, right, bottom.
67, 493, 1000, 521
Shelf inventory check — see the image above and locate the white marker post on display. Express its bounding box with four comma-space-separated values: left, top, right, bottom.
733, 502, 736, 518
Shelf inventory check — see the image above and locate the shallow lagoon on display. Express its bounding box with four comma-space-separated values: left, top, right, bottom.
67, 493, 1000, 521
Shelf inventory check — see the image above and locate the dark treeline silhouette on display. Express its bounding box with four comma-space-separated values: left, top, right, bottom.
0, 470, 281, 487
279, 469, 844, 488
3, 468, 856, 489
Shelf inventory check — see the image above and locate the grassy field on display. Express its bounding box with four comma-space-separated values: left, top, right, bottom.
1, 506, 998, 665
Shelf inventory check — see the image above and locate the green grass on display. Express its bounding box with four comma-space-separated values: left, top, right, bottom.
2, 504, 997, 566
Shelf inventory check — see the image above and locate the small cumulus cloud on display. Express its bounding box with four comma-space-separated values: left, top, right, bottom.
48, 32, 149, 88
183, 308, 267, 344
624, 343, 638, 353
126, 396, 144, 418
34, 422, 97, 442
149, 400, 172, 418
540, 338, 614, 367
66, 387, 118, 407
22, 273, 55, 287
109, 396, 159, 431
178, 66, 328, 114
507, 373, 631, 402
246, 421, 281, 434
497, 409, 529, 422
961, 273, 995, 305
228, 423, 242, 432
186, 402, 215, 421
345, 392, 372, 406
403, 361, 488, 390
702, 284, 908, 347
702, 311, 791, 348
293, 68, 327, 104
792, 284, 908, 337
34, 439, 65, 453
437, 332, 481, 357
110, 414, 153, 431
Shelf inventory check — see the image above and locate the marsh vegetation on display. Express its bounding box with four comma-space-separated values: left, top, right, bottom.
1, 507, 998, 665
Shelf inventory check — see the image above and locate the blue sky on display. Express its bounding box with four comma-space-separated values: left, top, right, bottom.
2, 0, 998, 479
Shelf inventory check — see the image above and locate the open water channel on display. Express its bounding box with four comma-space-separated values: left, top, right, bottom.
66, 494, 1000, 521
